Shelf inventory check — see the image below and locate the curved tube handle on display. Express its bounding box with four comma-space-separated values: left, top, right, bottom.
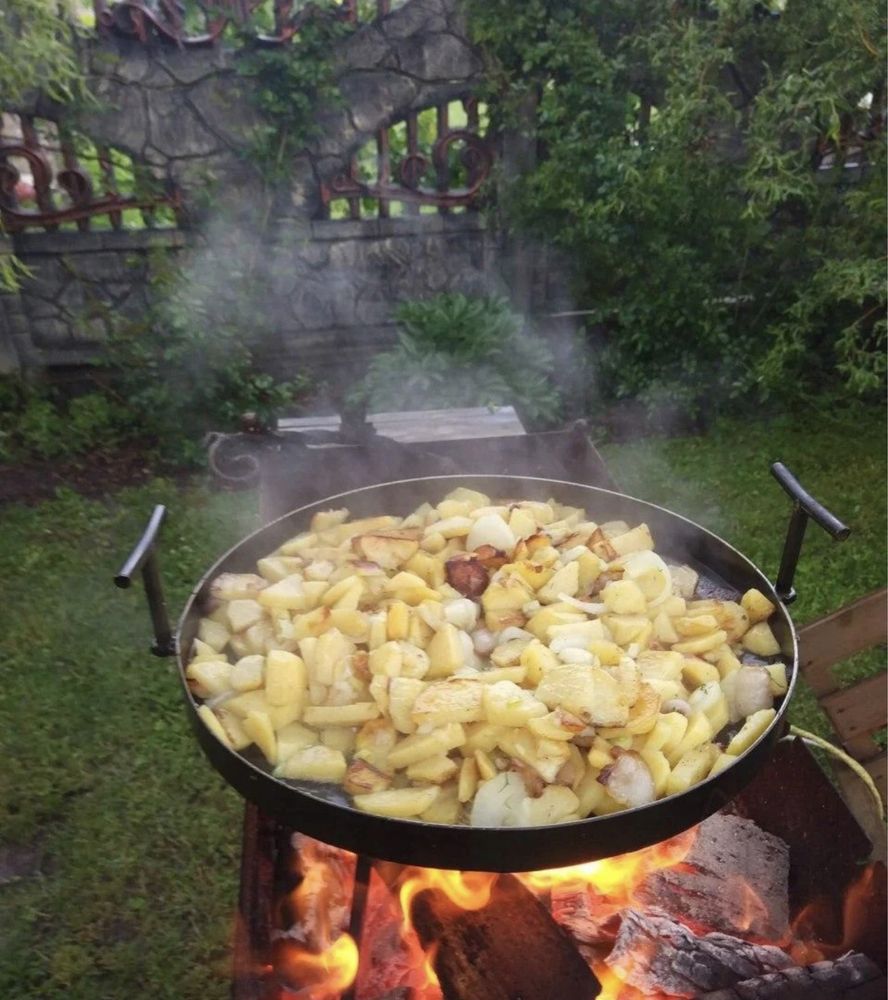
771, 462, 851, 605
114, 504, 176, 657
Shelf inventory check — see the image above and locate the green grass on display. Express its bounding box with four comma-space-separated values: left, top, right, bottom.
0, 403, 884, 999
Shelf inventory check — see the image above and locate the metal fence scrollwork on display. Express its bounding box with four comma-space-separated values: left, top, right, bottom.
320, 97, 493, 220
0, 115, 181, 234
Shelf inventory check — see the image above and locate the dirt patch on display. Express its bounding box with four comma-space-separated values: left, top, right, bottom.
0, 444, 190, 506
0, 843, 43, 885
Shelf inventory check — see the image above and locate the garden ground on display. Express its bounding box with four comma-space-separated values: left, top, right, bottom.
0, 403, 884, 1000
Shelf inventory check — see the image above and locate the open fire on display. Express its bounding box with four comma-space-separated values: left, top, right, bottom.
266, 814, 883, 1000
225, 689, 884, 1000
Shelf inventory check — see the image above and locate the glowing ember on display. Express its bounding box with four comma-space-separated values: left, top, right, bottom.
260, 827, 884, 1000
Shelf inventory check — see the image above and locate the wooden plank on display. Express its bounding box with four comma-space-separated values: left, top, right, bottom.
797, 588, 887, 697
821, 673, 888, 747
278, 406, 527, 443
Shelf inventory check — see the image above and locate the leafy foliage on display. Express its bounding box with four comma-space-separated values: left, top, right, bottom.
468, 0, 886, 416
235, 5, 347, 186
350, 293, 563, 426
101, 250, 310, 464
0, 0, 83, 106
1, 0, 87, 289
0, 379, 128, 462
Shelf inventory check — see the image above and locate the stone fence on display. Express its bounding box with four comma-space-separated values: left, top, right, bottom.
0, 0, 568, 383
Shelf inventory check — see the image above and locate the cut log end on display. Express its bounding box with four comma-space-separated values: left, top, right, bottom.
410, 873, 601, 1000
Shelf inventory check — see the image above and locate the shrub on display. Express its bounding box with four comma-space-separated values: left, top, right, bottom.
468, 0, 886, 419
349, 293, 563, 427
0, 379, 128, 462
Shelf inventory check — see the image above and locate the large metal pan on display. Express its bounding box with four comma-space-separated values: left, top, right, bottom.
116, 466, 847, 872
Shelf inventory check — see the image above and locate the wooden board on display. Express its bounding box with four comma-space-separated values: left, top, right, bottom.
278, 407, 527, 444
797, 589, 887, 698
821, 673, 888, 751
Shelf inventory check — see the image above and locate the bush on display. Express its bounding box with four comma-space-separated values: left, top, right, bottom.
100, 249, 311, 465
468, 0, 886, 419
349, 293, 563, 427
1, 248, 310, 467
0, 379, 128, 462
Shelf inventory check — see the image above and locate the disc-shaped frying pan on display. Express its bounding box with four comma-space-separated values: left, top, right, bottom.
117, 468, 847, 872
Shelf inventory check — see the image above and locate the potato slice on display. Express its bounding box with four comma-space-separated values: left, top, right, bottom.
226, 599, 265, 634
186, 659, 232, 698
741, 588, 777, 625
276, 745, 347, 782
536, 664, 630, 728
197, 705, 232, 748
243, 710, 277, 765
406, 755, 459, 784
197, 618, 230, 652
426, 623, 466, 678
725, 708, 777, 756
387, 723, 465, 770
412, 678, 484, 727
231, 654, 265, 692
303, 703, 380, 727
458, 757, 479, 803
276, 721, 318, 761
483, 681, 548, 727
666, 744, 719, 796
352, 531, 420, 570
353, 786, 441, 818
741, 622, 781, 657
344, 759, 392, 795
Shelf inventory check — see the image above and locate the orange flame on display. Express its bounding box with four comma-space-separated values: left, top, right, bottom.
518, 828, 696, 900
786, 862, 885, 965
276, 934, 359, 998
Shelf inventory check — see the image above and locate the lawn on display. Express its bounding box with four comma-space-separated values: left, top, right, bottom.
0, 403, 884, 1000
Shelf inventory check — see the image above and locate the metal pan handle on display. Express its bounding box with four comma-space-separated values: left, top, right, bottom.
114, 504, 176, 657
771, 461, 850, 605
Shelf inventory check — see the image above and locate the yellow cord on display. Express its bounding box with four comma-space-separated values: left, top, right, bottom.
789, 725, 885, 822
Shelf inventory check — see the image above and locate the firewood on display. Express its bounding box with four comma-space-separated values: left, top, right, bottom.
694, 950, 885, 999
606, 907, 793, 997
550, 882, 622, 947
636, 813, 789, 940
410, 873, 601, 1000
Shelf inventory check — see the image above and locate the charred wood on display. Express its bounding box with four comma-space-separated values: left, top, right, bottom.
410, 873, 601, 1000
694, 950, 885, 999
550, 882, 622, 947
606, 907, 793, 997
637, 813, 789, 940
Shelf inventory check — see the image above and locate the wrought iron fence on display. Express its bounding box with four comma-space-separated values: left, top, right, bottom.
320, 96, 492, 220
91, 0, 408, 47
0, 114, 181, 233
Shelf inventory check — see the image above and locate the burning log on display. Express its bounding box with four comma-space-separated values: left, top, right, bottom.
410, 873, 601, 1000
606, 907, 793, 997
694, 950, 886, 999
636, 813, 789, 940
550, 883, 622, 949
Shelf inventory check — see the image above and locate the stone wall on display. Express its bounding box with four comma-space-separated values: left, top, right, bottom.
1, 0, 569, 385
0, 229, 184, 373
262, 213, 500, 390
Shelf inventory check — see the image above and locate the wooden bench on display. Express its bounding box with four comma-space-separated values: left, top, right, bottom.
797, 587, 887, 857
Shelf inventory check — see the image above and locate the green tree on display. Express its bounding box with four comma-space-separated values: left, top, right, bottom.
469, 0, 885, 417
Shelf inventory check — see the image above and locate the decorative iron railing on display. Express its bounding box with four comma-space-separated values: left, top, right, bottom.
0, 114, 181, 233
320, 96, 492, 220
92, 0, 408, 48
